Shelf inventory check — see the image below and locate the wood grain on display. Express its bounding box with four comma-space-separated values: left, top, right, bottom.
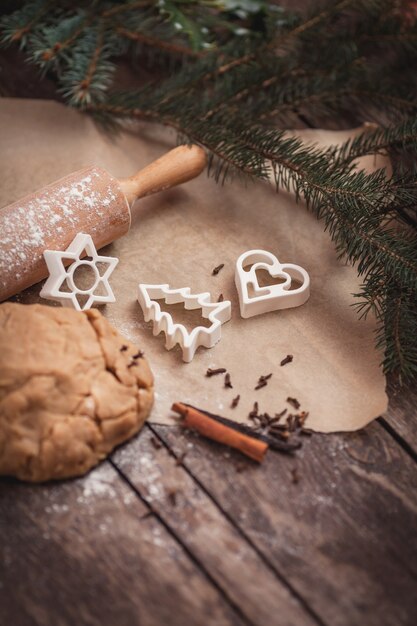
152, 421, 417, 626
380, 376, 417, 455
119, 145, 207, 206
112, 427, 319, 626
0, 461, 244, 626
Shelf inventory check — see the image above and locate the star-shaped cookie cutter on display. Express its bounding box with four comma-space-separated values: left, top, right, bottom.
138, 284, 232, 362
40, 233, 118, 311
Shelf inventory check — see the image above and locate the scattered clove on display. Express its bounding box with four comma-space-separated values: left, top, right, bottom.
280, 354, 293, 366
206, 367, 227, 377
218, 293, 224, 302
295, 411, 309, 428
120, 345, 128, 352
287, 397, 300, 410
248, 402, 259, 420
286, 414, 297, 432
269, 427, 290, 441
269, 408, 287, 424
246, 400, 312, 449
231, 394, 240, 408
270, 423, 289, 432
212, 263, 225, 276
258, 373, 272, 383
255, 372, 272, 390
224, 372, 233, 388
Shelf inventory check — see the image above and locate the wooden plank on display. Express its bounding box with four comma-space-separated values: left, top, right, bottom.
0, 461, 244, 626
380, 377, 417, 456
112, 427, 320, 626
153, 421, 417, 626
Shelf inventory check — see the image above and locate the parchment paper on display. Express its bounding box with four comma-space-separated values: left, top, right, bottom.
0, 98, 388, 432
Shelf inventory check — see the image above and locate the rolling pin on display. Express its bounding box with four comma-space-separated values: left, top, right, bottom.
0, 144, 206, 302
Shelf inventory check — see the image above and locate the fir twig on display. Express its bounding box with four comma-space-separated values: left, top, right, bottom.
1, 0, 417, 382
116, 27, 203, 58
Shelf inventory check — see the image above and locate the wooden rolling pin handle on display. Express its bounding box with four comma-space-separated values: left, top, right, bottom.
118, 144, 207, 207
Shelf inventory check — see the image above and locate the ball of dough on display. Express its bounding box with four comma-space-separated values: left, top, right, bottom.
0, 303, 154, 482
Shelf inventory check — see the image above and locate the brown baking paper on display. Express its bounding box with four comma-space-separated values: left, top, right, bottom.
0, 98, 388, 432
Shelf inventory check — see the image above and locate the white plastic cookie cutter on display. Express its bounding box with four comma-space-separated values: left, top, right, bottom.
40, 233, 118, 311
235, 249, 310, 318
138, 284, 232, 362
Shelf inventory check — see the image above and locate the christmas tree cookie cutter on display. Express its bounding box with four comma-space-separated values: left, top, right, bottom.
235, 249, 310, 318
138, 284, 232, 362
40, 233, 118, 311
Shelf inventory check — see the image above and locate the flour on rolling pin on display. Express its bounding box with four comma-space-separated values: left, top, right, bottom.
0, 167, 129, 302
0, 145, 207, 301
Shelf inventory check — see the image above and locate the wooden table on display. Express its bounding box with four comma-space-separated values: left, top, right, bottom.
1, 381, 416, 626
1, 43, 417, 626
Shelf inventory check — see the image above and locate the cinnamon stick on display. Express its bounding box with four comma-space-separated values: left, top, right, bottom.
172, 402, 268, 463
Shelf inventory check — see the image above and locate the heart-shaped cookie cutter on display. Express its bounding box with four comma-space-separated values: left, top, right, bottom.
138, 284, 231, 362
235, 249, 310, 318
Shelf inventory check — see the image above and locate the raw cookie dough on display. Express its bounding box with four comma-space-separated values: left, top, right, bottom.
0, 303, 154, 482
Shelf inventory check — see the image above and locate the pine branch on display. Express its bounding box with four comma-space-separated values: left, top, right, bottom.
29, 11, 94, 73
116, 26, 204, 58
2, 0, 417, 381
377, 286, 417, 380
90, 98, 417, 291
331, 118, 417, 165
59, 26, 116, 106
0, 0, 52, 48
101, 1, 153, 19
185, 0, 356, 86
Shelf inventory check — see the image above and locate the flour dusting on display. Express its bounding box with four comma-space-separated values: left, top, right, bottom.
0, 167, 127, 295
